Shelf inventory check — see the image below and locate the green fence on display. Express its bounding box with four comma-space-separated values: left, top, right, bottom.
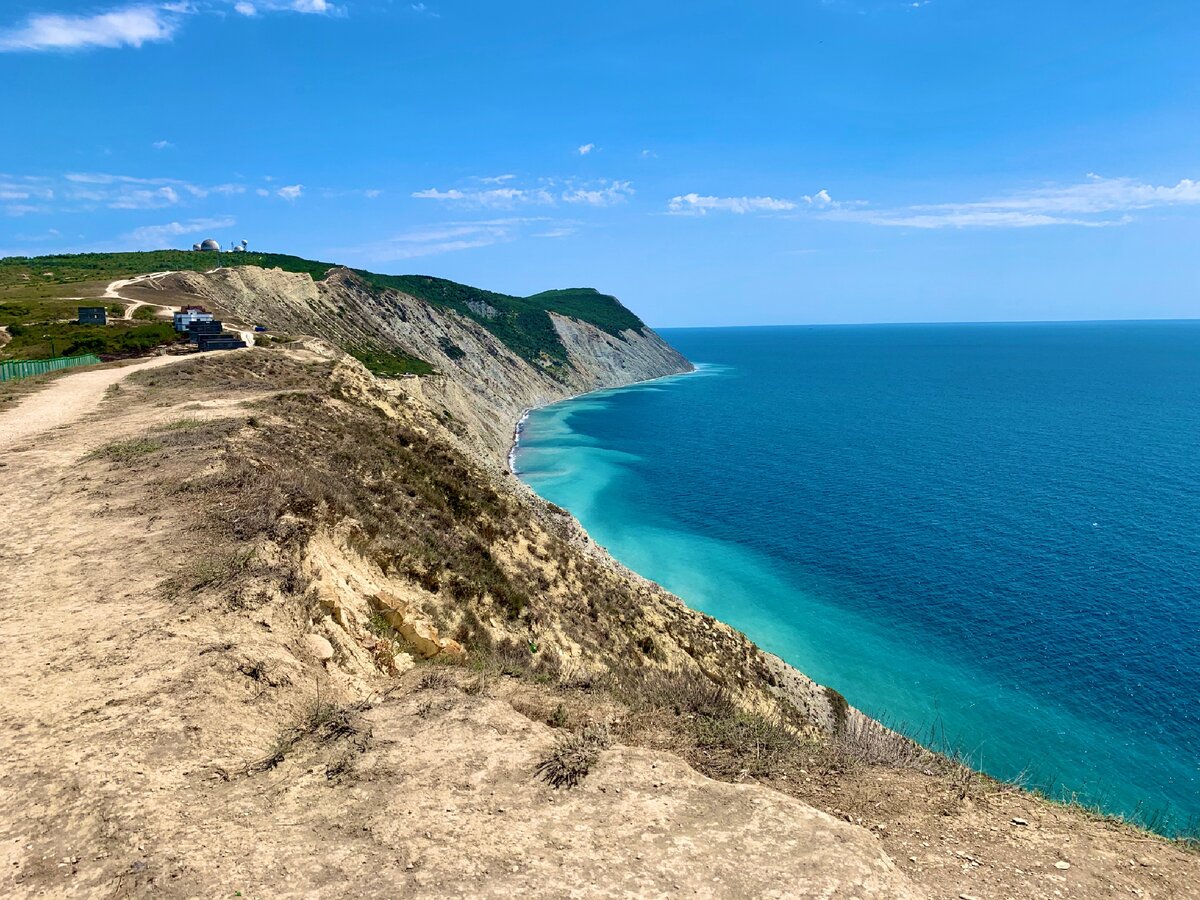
0, 354, 102, 383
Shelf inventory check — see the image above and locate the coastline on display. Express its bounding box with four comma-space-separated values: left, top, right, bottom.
507, 365, 701, 475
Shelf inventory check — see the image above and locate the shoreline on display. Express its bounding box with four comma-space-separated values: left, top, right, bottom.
507, 365, 701, 475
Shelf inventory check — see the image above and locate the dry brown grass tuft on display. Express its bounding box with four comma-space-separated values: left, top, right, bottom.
536, 724, 611, 789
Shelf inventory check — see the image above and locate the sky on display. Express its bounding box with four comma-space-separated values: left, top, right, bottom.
1, 0, 1199, 326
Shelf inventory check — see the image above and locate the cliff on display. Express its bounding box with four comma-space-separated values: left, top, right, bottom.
137, 264, 692, 463
1, 255, 1196, 899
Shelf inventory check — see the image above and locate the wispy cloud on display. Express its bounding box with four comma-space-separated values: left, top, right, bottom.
667, 193, 799, 216
0, 0, 337, 53
0, 5, 180, 52
151, 139, 175, 150
123, 215, 237, 248
833, 175, 1200, 228
578, 143, 596, 156
561, 180, 634, 206
277, 183, 303, 200
412, 186, 553, 207
347, 218, 556, 263
414, 176, 632, 209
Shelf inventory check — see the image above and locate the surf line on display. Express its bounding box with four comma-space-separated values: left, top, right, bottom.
506, 366, 705, 476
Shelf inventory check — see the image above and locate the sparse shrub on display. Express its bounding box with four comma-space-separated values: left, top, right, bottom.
825, 715, 930, 772
417, 669, 454, 691
824, 685, 849, 733
536, 724, 611, 788
86, 437, 163, 463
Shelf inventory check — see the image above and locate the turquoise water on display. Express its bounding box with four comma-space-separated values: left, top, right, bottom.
515, 323, 1200, 835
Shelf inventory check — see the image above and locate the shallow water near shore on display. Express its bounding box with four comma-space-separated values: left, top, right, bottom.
515, 322, 1200, 835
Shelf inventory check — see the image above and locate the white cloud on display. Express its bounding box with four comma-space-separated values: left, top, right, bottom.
123, 215, 237, 248
561, 180, 634, 206
151, 139, 174, 150
578, 143, 595, 156
348, 219, 550, 262
803, 189, 834, 207
0, 1, 338, 53
256, 188, 270, 197
415, 176, 632, 209
108, 186, 178, 209
0, 6, 178, 52
413, 186, 555, 207
5, 204, 48, 217
277, 184, 303, 200
364, 189, 382, 198
667, 193, 798, 215
833, 175, 1200, 229
534, 226, 577, 239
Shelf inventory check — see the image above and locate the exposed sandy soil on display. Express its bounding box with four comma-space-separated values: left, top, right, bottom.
0, 354, 191, 452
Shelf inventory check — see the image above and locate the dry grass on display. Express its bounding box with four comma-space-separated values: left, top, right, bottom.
536, 724, 611, 788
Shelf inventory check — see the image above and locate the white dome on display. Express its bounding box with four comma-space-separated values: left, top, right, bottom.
199, 239, 221, 251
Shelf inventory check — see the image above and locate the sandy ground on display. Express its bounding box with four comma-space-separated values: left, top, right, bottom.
0, 355, 188, 452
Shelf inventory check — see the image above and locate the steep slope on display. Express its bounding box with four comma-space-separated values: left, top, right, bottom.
131, 264, 690, 463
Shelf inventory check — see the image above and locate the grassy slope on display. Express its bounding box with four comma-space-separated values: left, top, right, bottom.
0, 252, 647, 371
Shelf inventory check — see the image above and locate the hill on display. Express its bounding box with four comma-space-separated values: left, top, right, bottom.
0, 251, 649, 373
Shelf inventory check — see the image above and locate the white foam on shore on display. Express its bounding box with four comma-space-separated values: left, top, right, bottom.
507, 365, 702, 475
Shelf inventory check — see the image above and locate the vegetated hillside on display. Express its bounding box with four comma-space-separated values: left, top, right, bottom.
138, 262, 691, 461
0, 251, 656, 373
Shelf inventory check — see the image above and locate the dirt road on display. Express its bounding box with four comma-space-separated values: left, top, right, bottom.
0, 355, 187, 451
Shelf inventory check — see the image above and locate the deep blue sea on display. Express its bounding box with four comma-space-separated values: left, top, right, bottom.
515, 322, 1200, 835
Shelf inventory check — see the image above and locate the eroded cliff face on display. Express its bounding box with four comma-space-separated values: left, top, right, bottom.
155, 265, 692, 463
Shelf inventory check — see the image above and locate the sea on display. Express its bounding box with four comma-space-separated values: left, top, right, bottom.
514, 322, 1200, 836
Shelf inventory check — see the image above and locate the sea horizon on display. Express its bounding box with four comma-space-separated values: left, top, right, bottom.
646, 317, 1200, 330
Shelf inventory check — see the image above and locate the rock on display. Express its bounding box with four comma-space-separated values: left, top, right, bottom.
1011, 818, 1029, 826
1054, 860, 1071, 870
437, 638, 468, 664
303, 633, 334, 661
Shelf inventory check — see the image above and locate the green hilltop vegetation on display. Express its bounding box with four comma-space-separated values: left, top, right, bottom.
0, 251, 647, 372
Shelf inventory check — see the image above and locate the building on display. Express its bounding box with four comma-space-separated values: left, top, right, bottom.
78, 307, 107, 325
196, 334, 247, 352
186, 320, 224, 344
197, 239, 221, 252
173, 305, 215, 332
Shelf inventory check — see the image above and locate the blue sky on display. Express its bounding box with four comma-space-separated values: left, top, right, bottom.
1, 0, 1198, 326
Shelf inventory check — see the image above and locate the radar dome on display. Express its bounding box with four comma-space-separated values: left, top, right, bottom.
199, 239, 221, 251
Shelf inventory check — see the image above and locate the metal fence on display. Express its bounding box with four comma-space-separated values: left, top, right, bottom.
0, 354, 102, 383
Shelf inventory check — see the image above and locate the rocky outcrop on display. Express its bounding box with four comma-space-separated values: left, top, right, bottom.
155, 265, 692, 464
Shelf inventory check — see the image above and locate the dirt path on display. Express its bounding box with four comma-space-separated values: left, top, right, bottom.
0, 355, 188, 451
104, 272, 174, 321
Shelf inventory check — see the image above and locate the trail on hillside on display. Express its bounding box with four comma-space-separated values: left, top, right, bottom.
108, 271, 256, 345
0, 355, 187, 451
